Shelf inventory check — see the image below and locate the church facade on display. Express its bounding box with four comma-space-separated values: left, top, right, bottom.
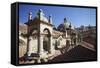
19, 9, 80, 64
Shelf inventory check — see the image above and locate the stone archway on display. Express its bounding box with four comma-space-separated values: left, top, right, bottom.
43, 28, 51, 53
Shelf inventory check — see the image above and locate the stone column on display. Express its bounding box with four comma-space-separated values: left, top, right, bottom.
49, 36, 54, 54
27, 36, 32, 56
38, 35, 44, 55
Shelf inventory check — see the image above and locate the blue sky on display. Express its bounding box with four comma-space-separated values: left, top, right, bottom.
19, 4, 96, 27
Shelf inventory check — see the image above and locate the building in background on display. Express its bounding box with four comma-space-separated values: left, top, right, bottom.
76, 25, 96, 49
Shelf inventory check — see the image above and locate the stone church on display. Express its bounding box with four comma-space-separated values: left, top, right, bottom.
19, 9, 80, 63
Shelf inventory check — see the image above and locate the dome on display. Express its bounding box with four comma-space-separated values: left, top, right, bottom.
57, 18, 70, 31
71, 25, 75, 29
41, 16, 48, 23
33, 16, 48, 23
37, 9, 48, 23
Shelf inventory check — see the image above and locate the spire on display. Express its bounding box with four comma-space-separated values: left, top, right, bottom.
28, 11, 32, 21
48, 15, 52, 24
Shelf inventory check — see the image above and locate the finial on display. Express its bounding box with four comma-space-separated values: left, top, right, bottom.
28, 11, 32, 21
39, 9, 43, 12
48, 14, 52, 24
37, 9, 44, 20
64, 17, 67, 23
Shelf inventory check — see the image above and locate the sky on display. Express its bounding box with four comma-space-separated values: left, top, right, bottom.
19, 4, 96, 28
